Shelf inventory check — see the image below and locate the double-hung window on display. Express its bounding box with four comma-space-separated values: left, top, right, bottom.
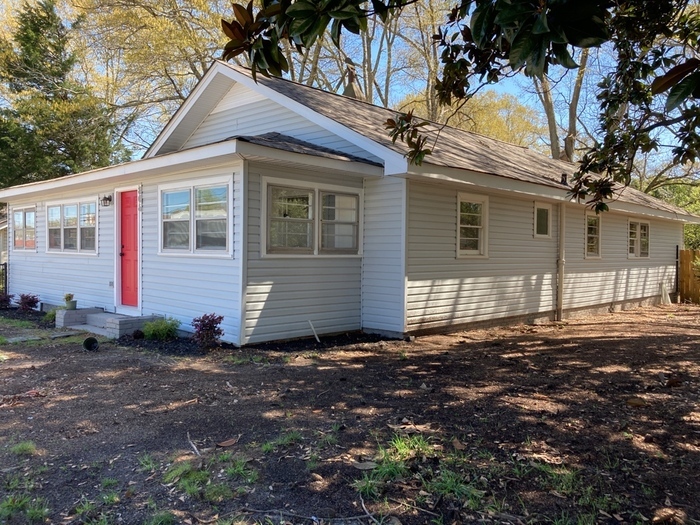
13, 208, 36, 250
628, 220, 649, 258
458, 193, 488, 257
160, 180, 230, 254
265, 182, 360, 255
585, 212, 601, 258
47, 202, 96, 253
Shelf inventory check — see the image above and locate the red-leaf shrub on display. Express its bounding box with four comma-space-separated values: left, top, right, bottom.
192, 313, 224, 349
18, 293, 39, 311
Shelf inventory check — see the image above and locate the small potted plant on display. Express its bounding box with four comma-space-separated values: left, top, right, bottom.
64, 293, 77, 310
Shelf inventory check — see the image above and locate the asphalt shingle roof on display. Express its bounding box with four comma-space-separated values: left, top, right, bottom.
224, 62, 691, 217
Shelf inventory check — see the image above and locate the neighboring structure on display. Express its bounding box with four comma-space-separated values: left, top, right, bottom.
0, 61, 697, 345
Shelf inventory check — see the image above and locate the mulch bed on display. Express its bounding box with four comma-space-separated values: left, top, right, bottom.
0, 304, 698, 524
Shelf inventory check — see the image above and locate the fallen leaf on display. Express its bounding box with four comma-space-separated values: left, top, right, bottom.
626, 397, 648, 407
217, 437, 240, 447
351, 461, 378, 470
452, 438, 466, 451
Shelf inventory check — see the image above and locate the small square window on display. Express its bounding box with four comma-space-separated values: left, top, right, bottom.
534, 203, 551, 238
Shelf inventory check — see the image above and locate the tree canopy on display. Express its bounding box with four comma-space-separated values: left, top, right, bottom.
222, 0, 700, 211
0, 0, 128, 187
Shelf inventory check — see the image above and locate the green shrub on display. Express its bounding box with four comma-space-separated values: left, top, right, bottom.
143, 317, 181, 341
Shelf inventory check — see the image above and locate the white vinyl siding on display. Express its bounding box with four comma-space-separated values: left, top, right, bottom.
245, 167, 364, 344
406, 183, 557, 331
7, 193, 114, 310
361, 177, 407, 334
140, 166, 242, 344
563, 208, 679, 310
183, 83, 382, 164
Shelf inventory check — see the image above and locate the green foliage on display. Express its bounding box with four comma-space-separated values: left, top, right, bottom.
222, 0, 700, 210
0, 0, 129, 188
11, 440, 37, 456
143, 317, 181, 341
43, 309, 58, 323
144, 512, 176, 525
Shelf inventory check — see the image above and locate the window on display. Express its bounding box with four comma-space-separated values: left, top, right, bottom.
13, 208, 36, 250
534, 202, 551, 238
268, 186, 314, 253
320, 192, 359, 253
47, 202, 96, 253
458, 193, 488, 257
629, 220, 649, 258
161, 182, 229, 253
585, 212, 600, 257
265, 182, 361, 255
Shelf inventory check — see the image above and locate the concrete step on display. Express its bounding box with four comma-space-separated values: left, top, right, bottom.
56, 308, 163, 339
86, 312, 129, 329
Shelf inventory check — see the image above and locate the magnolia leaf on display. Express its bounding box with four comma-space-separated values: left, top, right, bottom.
232, 3, 252, 26
651, 58, 700, 95
665, 71, 700, 112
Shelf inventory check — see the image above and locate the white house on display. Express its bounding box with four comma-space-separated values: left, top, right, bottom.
0, 61, 697, 345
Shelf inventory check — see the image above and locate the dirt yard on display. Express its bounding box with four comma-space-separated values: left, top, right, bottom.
0, 304, 699, 525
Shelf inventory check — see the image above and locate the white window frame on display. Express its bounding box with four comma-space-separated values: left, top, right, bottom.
628, 219, 650, 258
12, 207, 36, 252
585, 211, 601, 258
261, 177, 363, 257
534, 202, 552, 238
157, 175, 233, 257
458, 192, 489, 258
45, 199, 98, 255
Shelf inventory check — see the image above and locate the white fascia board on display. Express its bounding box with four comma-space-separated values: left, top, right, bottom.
0, 140, 383, 201
0, 141, 242, 200
219, 64, 408, 175
143, 68, 223, 159
405, 164, 700, 223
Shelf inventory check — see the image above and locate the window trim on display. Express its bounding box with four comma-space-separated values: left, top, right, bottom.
534, 202, 552, 239
585, 211, 601, 259
157, 175, 233, 257
628, 219, 650, 258
12, 207, 37, 252
457, 192, 489, 258
261, 177, 363, 258
45, 199, 98, 255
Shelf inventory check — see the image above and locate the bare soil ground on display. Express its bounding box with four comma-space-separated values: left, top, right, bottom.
0, 304, 699, 525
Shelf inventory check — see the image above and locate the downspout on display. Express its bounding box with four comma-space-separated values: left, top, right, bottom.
556, 202, 566, 321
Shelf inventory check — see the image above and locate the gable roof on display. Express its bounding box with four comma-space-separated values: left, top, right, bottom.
147, 61, 694, 220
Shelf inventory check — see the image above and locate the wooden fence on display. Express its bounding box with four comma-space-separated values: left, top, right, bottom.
679, 249, 700, 304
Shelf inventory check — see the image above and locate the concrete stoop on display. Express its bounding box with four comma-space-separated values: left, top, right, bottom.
56, 308, 162, 338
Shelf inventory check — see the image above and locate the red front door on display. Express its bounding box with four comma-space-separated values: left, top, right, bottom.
120, 191, 139, 307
